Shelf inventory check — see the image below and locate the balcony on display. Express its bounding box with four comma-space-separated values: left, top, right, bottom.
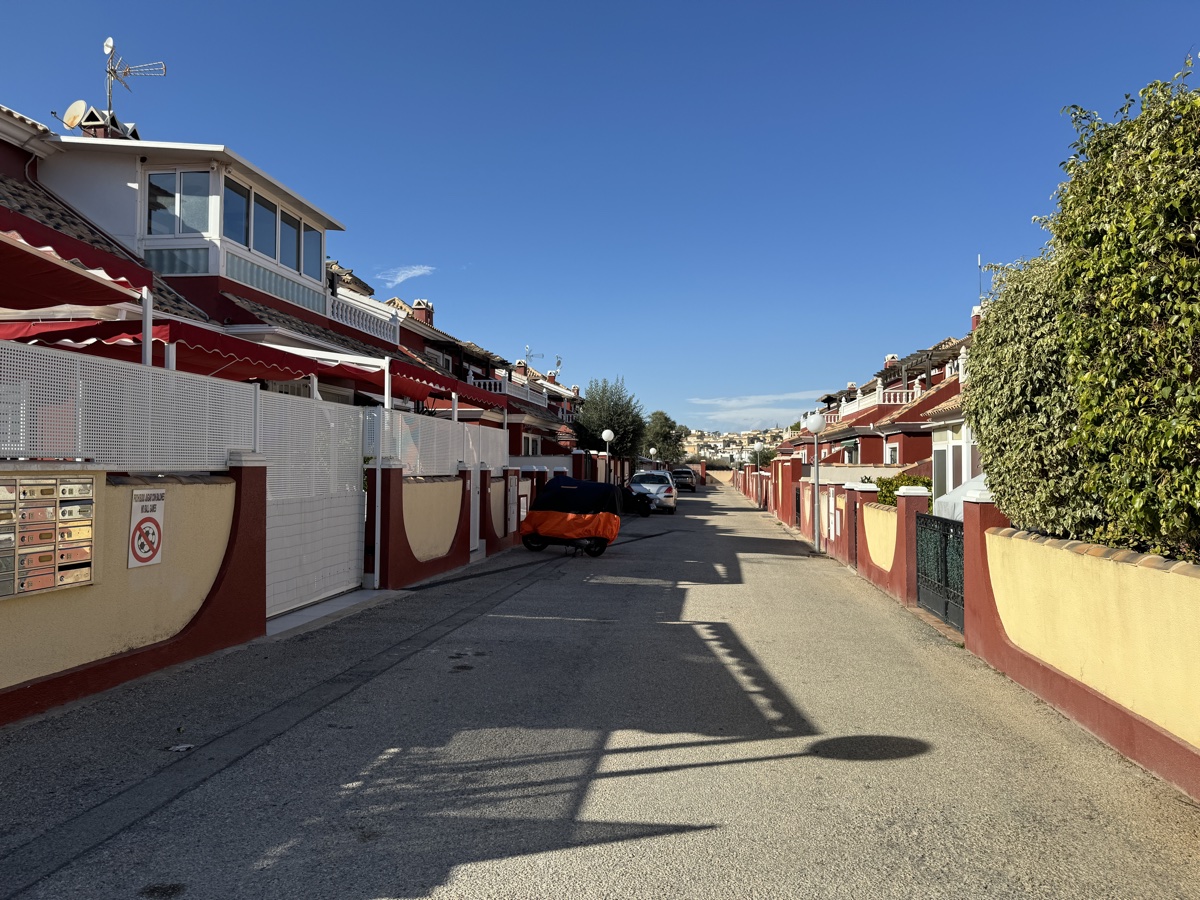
329, 294, 401, 344
467, 375, 550, 408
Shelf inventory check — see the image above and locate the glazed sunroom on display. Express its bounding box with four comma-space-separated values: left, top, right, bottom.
36, 138, 402, 346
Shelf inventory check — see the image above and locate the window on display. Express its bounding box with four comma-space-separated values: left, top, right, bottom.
303, 225, 322, 280
223, 178, 250, 245
147, 171, 209, 235
932, 448, 947, 498
252, 195, 277, 258
886, 443, 899, 464
224, 177, 323, 284
280, 212, 300, 272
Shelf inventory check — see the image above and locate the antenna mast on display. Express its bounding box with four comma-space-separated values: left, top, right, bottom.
103, 36, 166, 120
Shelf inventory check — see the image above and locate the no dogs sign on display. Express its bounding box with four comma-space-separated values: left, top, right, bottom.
129, 488, 166, 568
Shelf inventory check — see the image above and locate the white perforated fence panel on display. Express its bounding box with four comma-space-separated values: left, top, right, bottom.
364, 411, 509, 476
259, 392, 364, 500
478, 425, 509, 472
0, 341, 255, 470
259, 392, 365, 615
266, 493, 365, 617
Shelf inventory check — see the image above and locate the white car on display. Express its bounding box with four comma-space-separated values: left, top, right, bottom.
628, 471, 677, 514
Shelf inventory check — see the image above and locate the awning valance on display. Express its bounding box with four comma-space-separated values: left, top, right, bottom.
0, 319, 317, 381
0, 231, 142, 309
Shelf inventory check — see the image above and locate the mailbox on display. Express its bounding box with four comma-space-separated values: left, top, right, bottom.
0, 476, 94, 598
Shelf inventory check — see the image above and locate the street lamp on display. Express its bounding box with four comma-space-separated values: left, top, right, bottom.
649, 447, 657, 469
601, 428, 615, 483
804, 413, 827, 552
754, 441, 764, 507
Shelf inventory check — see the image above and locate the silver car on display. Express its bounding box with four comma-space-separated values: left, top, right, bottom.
628, 471, 677, 514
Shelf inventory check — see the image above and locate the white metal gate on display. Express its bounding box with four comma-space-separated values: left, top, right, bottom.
260, 393, 365, 617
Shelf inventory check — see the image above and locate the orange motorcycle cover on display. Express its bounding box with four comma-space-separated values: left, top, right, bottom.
520, 510, 620, 543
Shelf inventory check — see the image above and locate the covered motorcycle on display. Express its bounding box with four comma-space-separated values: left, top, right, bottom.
519, 475, 623, 557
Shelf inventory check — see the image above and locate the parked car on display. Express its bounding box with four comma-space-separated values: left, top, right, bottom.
628, 471, 677, 514
671, 467, 697, 492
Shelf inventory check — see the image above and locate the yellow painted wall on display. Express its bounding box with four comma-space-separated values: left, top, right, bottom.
403, 478, 462, 561
988, 533, 1200, 749
862, 503, 897, 573
1, 477, 234, 690
490, 477, 506, 536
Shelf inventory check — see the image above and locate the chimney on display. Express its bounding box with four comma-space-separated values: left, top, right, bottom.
971, 305, 982, 332
514, 359, 527, 377
412, 299, 434, 326
884, 354, 899, 368
547, 372, 557, 385
572, 384, 581, 396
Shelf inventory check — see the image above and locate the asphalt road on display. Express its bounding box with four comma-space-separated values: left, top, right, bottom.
2, 483, 1200, 899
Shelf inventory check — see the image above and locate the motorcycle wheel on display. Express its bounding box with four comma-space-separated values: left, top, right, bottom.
522, 535, 548, 552
584, 539, 607, 558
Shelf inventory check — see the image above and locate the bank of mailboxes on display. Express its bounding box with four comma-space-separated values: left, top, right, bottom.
0, 477, 94, 598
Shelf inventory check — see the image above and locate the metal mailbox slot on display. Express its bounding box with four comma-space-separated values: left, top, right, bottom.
19, 549, 56, 571
57, 566, 91, 585
58, 524, 92, 542
18, 503, 56, 524
18, 572, 56, 592
2, 476, 96, 597
58, 502, 93, 521
57, 542, 91, 564
58, 481, 94, 499
19, 481, 57, 501
18, 525, 56, 547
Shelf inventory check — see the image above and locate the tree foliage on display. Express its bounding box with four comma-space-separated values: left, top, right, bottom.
1048, 65, 1200, 559
573, 377, 646, 465
643, 410, 687, 465
963, 257, 1103, 538
965, 62, 1200, 560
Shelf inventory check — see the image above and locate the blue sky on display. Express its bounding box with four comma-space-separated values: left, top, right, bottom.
5, 1, 1200, 433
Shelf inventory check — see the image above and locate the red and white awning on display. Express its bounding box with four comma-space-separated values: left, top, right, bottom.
0, 230, 142, 308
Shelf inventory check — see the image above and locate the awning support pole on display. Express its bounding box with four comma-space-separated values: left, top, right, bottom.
373, 358, 390, 590
141, 286, 152, 367
452, 392, 459, 422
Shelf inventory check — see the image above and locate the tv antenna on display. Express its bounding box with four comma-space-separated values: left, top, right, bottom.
104, 36, 166, 117
523, 345, 545, 364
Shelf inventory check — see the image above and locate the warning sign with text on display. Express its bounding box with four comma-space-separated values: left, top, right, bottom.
128, 488, 166, 568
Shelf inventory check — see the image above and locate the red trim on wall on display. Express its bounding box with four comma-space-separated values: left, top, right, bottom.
0, 465, 267, 727
963, 502, 1200, 801
372, 468, 473, 590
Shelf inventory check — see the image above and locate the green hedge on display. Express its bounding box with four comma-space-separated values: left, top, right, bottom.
865, 474, 932, 507
965, 63, 1200, 561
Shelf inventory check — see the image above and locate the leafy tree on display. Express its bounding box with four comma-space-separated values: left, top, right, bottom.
963, 256, 1103, 539
574, 377, 646, 466
643, 410, 686, 465
1049, 63, 1200, 559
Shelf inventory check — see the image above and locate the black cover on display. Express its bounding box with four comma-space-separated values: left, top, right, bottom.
531, 475, 624, 515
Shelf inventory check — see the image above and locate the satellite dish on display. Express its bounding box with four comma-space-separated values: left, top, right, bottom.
62, 100, 87, 130
103, 36, 114, 56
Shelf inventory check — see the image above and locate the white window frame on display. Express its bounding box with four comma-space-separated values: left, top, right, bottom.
144, 167, 216, 239
221, 175, 325, 287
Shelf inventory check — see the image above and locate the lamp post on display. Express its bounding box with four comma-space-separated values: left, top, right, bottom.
804, 413, 827, 552
601, 428, 615, 483
649, 447, 657, 469
754, 441, 764, 507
